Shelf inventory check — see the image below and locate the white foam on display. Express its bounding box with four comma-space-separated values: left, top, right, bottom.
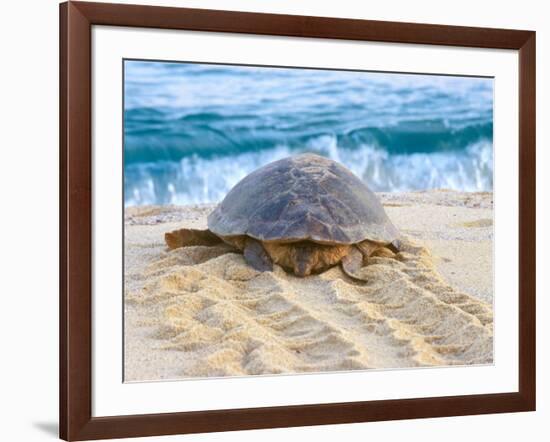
124, 139, 493, 206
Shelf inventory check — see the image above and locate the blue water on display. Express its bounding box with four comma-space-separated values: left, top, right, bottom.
124, 60, 493, 206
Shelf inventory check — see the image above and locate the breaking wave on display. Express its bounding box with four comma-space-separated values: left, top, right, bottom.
124, 136, 493, 206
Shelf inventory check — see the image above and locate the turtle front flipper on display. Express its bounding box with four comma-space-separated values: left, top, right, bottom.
387, 238, 402, 254
358, 239, 399, 259
165, 228, 222, 250
243, 238, 273, 272
341, 246, 368, 281
356, 239, 380, 257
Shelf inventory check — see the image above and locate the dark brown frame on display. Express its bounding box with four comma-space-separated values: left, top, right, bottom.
60, 1, 536, 440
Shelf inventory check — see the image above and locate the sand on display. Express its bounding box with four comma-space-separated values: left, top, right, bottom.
124, 190, 493, 382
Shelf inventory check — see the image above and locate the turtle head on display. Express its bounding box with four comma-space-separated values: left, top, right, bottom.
292, 242, 318, 277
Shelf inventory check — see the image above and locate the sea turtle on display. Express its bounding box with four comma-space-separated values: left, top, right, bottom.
165, 153, 401, 280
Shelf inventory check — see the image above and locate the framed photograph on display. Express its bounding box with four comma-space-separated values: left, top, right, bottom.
60, 1, 536, 440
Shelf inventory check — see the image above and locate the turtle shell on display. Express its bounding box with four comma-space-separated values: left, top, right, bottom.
207, 153, 399, 245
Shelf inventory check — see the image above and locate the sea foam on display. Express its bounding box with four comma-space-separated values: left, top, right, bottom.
124, 138, 493, 206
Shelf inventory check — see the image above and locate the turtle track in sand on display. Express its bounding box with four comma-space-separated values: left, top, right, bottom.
124, 237, 493, 381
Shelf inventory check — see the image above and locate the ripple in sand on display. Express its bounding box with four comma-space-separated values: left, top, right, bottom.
125, 238, 493, 380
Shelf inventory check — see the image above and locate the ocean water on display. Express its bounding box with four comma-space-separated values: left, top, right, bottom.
124, 60, 493, 206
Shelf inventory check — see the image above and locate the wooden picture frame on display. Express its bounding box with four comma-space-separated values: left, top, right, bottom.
59, 1, 536, 440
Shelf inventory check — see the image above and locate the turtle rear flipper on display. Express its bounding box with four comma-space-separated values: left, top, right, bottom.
341, 246, 368, 282
165, 228, 222, 250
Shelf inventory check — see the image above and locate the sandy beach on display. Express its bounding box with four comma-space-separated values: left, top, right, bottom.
124, 190, 493, 382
